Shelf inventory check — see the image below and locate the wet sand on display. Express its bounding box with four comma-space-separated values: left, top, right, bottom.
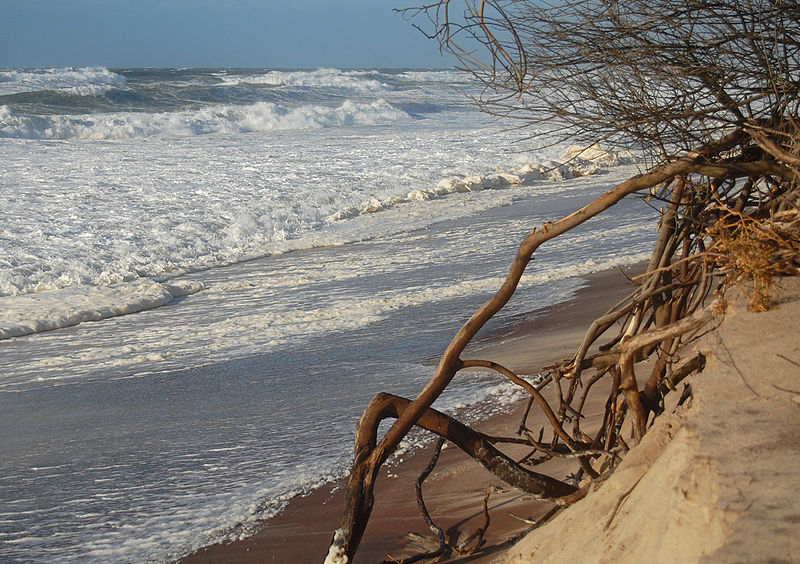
182, 265, 642, 563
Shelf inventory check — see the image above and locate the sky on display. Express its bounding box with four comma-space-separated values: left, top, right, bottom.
0, 0, 455, 69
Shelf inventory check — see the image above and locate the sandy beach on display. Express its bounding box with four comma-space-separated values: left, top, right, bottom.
506, 276, 800, 563
182, 264, 642, 563
6, 3, 797, 561
182, 269, 800, 564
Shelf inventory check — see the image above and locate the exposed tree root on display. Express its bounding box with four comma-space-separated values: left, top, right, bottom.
380, 439, 446, 564
325, 3, 800, 555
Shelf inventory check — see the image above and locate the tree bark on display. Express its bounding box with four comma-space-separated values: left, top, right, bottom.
326, 392, 578, 562
329, 133, 744, 562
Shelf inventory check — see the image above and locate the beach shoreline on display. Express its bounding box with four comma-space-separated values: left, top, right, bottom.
181, 263, 643, 563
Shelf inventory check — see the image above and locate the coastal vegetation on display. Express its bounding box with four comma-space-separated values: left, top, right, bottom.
327, 0, 800, 561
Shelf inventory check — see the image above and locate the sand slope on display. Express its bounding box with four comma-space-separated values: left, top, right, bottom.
504, 278, 800, 563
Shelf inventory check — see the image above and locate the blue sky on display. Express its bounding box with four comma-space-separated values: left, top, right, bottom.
0, 0, 454, 69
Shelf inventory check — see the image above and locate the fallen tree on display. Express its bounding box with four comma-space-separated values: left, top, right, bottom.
326, 1, 800, 561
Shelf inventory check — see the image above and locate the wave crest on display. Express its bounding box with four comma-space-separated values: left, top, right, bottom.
0, 98, 411, 140
0, 279, 205, 340
219, 68, 390, 93
0, 66, 127, 96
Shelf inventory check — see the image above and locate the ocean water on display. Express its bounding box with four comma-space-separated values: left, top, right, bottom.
0, 67, 657, 562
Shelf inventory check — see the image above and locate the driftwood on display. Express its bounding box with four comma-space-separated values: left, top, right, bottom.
380, 438, 446, 564
325, 137, 800, 562
325, 1, 800, 560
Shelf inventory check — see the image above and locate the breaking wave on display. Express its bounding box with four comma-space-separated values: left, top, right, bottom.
0, 66, 127, 96
0, 98, 411, 140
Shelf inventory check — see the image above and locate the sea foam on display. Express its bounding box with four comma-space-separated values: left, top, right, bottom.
0, 280, 204, 339
0, 98, 410, 140
0, 66, 127, 96
0, 68, 657, 564
219, 67, 391, 93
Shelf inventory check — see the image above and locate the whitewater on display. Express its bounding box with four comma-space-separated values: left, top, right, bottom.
0, 67, 657, 562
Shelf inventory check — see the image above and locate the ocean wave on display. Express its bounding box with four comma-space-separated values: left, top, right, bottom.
217, 68, 391, 93
327, 145, 637, 222
0, 144, 636, 300
396, 69, 472, 84
0, 279, 205, 340
0, 98, 411, 140
0, 247, 646, 345
0, 66, 127, 96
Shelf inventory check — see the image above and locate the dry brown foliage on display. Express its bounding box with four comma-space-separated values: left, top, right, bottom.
706, 208, 800, 311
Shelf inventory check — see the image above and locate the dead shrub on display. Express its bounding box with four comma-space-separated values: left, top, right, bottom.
706, 208, 800, 311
